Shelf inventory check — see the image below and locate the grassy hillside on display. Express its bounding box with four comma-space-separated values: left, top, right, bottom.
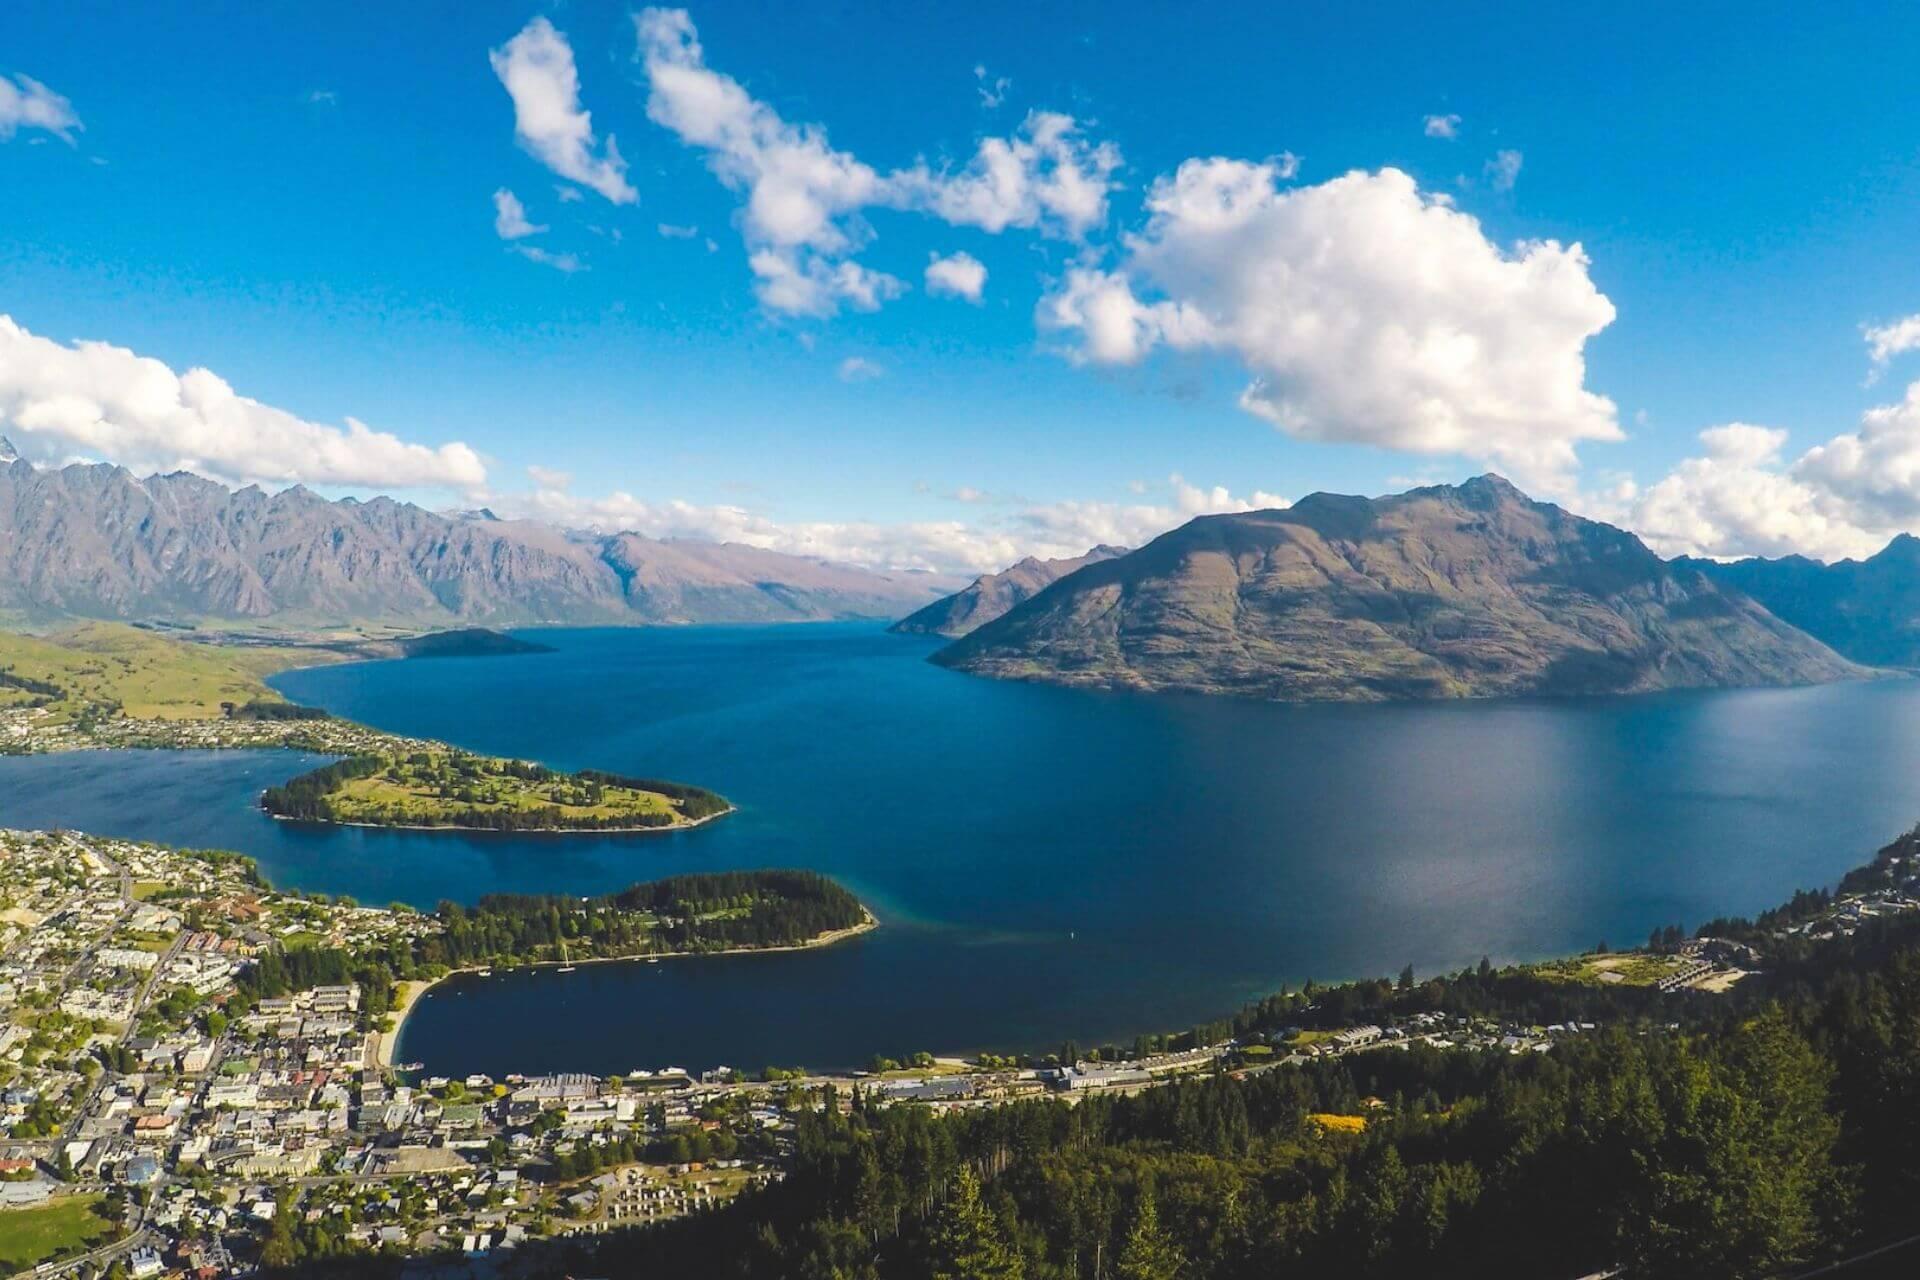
0, 622, 323, 722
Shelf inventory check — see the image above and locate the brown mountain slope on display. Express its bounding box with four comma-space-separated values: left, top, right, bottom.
890, 544, 1129, 637
933, 475, 1867, 701
0, 447, 956, 627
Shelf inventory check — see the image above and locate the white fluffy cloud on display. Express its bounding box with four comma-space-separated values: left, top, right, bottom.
1865, 314, 1920, 380
491, 188, 546, 239
1041, 162, 1620, 486
490, 18, 637, 205
0, 315, 485, 492
1615, 381, 1920, 561
925, 251, 986, 301
633, 7, 1117, 316
500, 467, 1285, 574
0, 72, 79, 143
1423, 113, 1460, 140
836, 356, 883, 383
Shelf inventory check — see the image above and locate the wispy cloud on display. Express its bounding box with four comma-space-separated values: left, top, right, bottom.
513, 245, 585, 273
0, 72, 81, 143
1485, 148, 1523, 192
974, 64, 1011, 109
490, 17, 637, 204
492, 188, 547, 239
1423, 113, 1460, 139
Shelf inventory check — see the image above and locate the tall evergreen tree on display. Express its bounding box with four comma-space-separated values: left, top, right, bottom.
927, 1167, 1024, 1280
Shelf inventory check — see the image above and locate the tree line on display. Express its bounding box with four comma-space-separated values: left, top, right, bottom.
234, 870, 866, 1027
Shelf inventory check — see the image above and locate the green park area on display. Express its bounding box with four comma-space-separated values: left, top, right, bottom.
0, 1193, 121, 1270
262, 750, 731, 832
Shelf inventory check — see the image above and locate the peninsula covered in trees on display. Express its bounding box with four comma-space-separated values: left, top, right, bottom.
259, 749, 731, 832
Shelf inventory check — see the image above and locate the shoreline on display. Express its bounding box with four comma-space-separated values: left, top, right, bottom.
377, 908, 879, 1070
267, 802, 737, 837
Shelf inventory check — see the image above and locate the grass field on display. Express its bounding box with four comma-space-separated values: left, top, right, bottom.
0, 622, 314, 721
0, 1193, 120, 1270
326, 754, 680, 826
1529, 952, 1693, 987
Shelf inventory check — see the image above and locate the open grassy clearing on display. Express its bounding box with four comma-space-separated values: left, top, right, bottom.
0, 1193, 120, 1270
325, 754, 681, 827
0, 622, 308, 721
1528, 952, 1694, 987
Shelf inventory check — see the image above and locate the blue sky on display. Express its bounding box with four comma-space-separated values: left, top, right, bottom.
3, 1, 1920, 570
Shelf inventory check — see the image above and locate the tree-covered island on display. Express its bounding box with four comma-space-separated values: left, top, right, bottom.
260, 750, 732, 832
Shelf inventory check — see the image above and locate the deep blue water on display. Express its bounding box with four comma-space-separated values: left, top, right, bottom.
4, 623, 1920, 1077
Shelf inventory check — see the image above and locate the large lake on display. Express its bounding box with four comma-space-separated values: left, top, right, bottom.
4, 624, 1919, 1077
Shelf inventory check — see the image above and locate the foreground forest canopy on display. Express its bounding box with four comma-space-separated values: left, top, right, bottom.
259, 750, 731, 831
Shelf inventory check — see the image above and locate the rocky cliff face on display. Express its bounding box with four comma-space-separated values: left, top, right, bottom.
0, 447, 954, 626
890, 545, 1129, 638
934, 476, 1865, 701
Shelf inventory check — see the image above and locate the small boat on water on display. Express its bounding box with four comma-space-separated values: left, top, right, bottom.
475, 969, 491, 976
647, 958, 660, 965
557, 965, 577, 973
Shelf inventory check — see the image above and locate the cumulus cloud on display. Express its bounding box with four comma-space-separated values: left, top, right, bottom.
1423, 113, 1460, 139
1614, 381, 1920, 561
1865, 313, 1920, 381
657, 222, 700, 239
633, 7, 1117, 315
925, 251, 987, 301
1040, 162, 1619, 486
497, 468, 1284, 574
0, 315, 485, 491
750, 251, 901, 317
0, 72, 80, 143
891, 110, 1121, 238
491, 17, 637, 205
836, 356, 883, 382
491, 188, 547, 239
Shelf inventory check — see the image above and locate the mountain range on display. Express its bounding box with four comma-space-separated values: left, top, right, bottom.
1679, 537, 1920, 669
931, 475, 1867, 701
889, 544, 1129, 638
0, 443, 957, 628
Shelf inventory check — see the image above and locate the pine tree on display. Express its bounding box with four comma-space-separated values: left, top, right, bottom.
927, 1167, 1024, 1280
1116, 1190, 1186, 1280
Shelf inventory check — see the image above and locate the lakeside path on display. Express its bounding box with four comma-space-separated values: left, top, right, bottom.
376, 908, 880, 1070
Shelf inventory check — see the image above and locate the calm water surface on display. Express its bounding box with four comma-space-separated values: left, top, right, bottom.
3, 623, 1918, 1076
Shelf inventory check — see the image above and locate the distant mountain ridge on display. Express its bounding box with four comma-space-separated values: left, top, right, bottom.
1679, 537, 1920, 668
890, 544, 1129, 638
0, 446, 957, 627
933, 475, 1865, 701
